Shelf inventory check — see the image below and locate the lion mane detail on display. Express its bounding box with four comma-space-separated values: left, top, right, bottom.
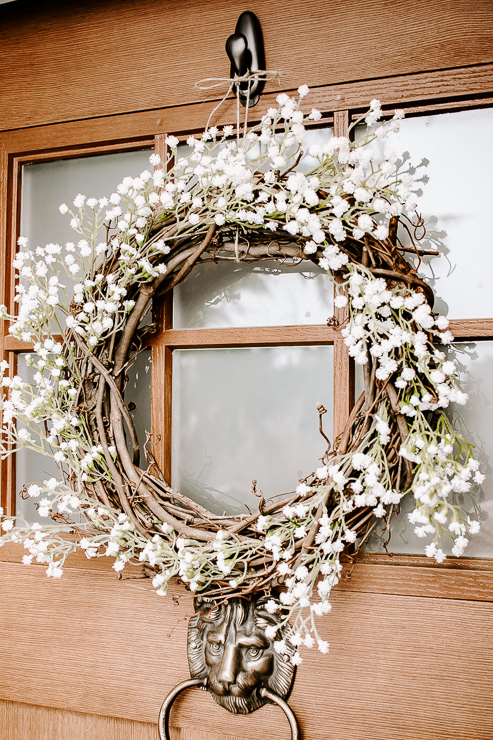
187, 596, 296, 714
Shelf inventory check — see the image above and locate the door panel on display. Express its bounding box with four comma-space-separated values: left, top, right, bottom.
0, 700, 262, 740
0, 561, 492, 739
1, 1, 493, 738
0, 700, 157, 740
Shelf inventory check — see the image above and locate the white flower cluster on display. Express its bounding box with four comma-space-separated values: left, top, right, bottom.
0, 356, 109, 487
6, 93, 412, 359
1, 492, 153, 579
401, 430, 483, 560
337, 271, 481, 557
165, 96, 407, 253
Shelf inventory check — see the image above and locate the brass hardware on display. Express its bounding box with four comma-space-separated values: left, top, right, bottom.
159, 680, 300, 740
187, 595, 296, 713
158, 678, 206, 740
260, 687, 300, 739
158, 595, 300, 736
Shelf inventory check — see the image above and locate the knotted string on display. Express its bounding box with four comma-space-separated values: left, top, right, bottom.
194, 70, 281, 261
195, 70, 281, 139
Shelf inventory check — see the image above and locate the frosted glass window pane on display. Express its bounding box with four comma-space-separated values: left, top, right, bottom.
173, 260, 333, 329
172, 346, 333, 515
365, 341, 493, 558
21, 149, 153, 249
297, 127, 335, 174
20, 149, 153, 326
367, 108, 493, 319
16, 354, 60, 525
16, 150, 152, 520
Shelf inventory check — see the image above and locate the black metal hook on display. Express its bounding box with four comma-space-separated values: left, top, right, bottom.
225, 11, 265, 107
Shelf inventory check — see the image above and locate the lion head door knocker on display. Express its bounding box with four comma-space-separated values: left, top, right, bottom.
159, 595, 300, 739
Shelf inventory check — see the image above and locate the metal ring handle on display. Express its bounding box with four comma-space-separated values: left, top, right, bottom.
158, 678, 206, 740
158, 680, 300, 740
260, 687, 300, 740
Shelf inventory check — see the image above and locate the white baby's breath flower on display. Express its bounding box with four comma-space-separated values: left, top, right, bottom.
334, 294, 348, 308
274, 639, 287, 654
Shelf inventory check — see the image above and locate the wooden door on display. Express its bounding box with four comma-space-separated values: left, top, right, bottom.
1, 2, 493, 739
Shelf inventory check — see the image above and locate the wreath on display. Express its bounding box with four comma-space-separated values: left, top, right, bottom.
0, 89, 483, 661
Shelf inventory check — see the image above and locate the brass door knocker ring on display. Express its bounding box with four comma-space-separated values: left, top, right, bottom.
158, 596, 300, 738
158, 678, 300, 740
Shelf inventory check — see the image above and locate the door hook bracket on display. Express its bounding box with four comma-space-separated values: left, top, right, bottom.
225, 11, 265, 107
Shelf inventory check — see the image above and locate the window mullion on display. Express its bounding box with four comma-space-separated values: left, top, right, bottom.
332, 110, 354, 444
151, 284, 173, 483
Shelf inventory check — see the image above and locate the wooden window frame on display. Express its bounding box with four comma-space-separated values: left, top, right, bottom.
1, 66, 493, 587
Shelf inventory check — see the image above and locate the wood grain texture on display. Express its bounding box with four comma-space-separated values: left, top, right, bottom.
151, 343, 173, 481
329, 105, 354, 460
356, 551, 493, 572
0, 701, 261, 740
0, 146, 9, 517
0, 700, 158, 740
0, 562, 492, 739
333, 110, 349, 138
172, 733, 256, 740
0, 539, 139, 571
0, 140, 18, 517
149, 325, 338, 349
1, 65, 492, 160
1, 542, 492, 601
449, 318, 493, 338
333, 338, 354, 442
0, 0, 492, 131
337, 562, 493, 602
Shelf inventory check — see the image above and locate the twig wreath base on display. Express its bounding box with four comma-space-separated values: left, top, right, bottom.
0, 90, 483, 658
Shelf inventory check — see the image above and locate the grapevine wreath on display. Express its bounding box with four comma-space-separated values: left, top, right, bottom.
0, 89, 483, 659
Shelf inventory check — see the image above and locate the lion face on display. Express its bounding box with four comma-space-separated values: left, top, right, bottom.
188, 596, 295, 714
